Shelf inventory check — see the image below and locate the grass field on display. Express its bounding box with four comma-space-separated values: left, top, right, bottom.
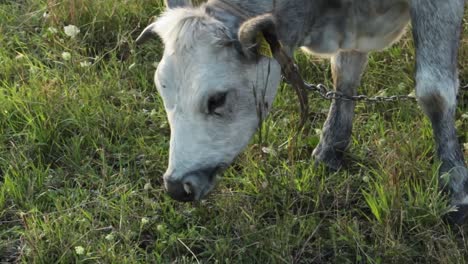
0, 0, 467, 263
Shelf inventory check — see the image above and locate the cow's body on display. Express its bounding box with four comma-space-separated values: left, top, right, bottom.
137, 0, 468, 223
209, 0, 410, 55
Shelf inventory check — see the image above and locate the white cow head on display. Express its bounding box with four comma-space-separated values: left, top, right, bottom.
137, 0, 281, 201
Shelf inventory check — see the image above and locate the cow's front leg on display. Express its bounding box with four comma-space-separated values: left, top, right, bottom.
410, 0, 467, 224
312, 51, 368, 170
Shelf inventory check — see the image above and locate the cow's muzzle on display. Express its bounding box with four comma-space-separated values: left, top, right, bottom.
163, 165, 223, 202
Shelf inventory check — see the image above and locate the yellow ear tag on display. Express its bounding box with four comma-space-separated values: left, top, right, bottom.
256, 33, 273, 58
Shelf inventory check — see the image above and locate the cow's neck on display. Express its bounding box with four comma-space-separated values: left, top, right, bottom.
205, 0, 324, 53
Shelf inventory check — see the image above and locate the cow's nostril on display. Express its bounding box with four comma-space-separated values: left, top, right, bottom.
164, 178, 195, 202
183, 182, 193, 195
164, 166, 222, 202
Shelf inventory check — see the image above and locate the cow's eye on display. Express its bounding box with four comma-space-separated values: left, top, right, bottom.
207, 92, 228, 116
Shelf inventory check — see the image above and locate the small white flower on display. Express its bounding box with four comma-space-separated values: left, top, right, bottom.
377, 138, 386, 146
61, 52, 71, 61
141, 217, 149, 225
261, 147, 277, 156
144, 183, 152, 190
362, 176, 370, 183
462, 113, 468, 120
314, 129, 322, 136
47, 27, 58, 34
156, 224, 165, 232
376, 89, 388, 97
105, 234, 114, 241
15, 53, 25, 60
64, 25, 80, 38
74, 246, 85, 255
80, 61, 91, 67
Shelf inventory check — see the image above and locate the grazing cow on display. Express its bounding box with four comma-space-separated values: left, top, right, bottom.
136, 0, 467, 223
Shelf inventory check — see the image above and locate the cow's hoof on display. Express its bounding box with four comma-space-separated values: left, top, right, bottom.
445, 203, 468, 226
440, 166, 468, 225
312, 144, 343, 171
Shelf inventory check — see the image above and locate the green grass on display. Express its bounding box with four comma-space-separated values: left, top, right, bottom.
0, 0, 467, 263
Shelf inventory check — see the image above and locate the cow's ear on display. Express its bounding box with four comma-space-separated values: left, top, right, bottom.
135, 22, 159, 46
136, 0, 195, 46
238, 14, 278, 59
165, 0, 192, 9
